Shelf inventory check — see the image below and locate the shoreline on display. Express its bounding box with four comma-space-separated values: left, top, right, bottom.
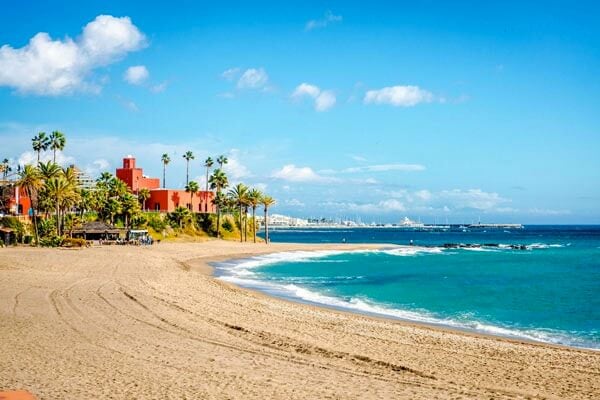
1, 242, 598, 399
201, 247, 598, 354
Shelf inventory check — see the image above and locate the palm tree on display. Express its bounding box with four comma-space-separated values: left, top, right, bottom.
260, 195, 276, 244
170, 206, 192, 229
0, 159, 11, 179
203, 157, 213, 212
161, 153, 170, 188
31, 132, 50, 164
228, 183, 248, 242
185, 181, 199, 212
121, 193, 140, 228
38, 161, 62, 181
247, 188, 262, 243
48, 131, 66, 163
209, 168, 228, 238
17, 165, 43, 245
104, 198, 122, 226
217, 155, 228, 169
183, 151, 194, 186
45, 176, 71, 235
138, 188, 150, 211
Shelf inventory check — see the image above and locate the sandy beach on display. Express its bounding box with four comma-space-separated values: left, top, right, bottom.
1, 241, 598, 399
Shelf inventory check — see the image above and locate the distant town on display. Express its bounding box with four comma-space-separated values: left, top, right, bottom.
265, 215, 523, 230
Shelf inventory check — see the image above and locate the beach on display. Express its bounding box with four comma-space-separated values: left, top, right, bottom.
1, 242, 598, 399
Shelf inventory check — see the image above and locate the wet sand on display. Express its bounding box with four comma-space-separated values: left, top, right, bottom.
1, 241, 598, 399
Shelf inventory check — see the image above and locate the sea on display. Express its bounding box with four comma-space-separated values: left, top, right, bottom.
213, 226, 600, 350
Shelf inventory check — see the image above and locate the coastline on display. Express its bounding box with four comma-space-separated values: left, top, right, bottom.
1, 242, 599, 399
202, 247, 598, 353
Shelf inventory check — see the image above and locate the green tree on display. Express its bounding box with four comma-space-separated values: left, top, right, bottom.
169, 206, 192, 229
185, 181, 199, 212
203, 157, 214, 212
45, 176, 71, 235
48, 131, 66, 163
17, 165, 43, 245
121, 193, 140, 228
209, 168, 228, 238
31, 132, 50, 164
0, 159, 11, 179
104, 198, 122, 225
228, 183, 248, 242
138, 188, 150, 211
161, 153, 170, 188
38, 161, 62, 180
183, 151, 194, 186
247, 188, 262, 243
260, 195, 276, 244
217, 154, 228, 168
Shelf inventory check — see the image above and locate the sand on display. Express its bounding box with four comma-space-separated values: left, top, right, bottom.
1, 241, 598, 399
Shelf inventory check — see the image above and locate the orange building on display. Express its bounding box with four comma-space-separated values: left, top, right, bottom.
115, 156, 215, 213
5, 186, 32, 216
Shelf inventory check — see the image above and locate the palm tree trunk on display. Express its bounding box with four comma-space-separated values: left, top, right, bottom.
252, 206, 256, 243
163, 164, 166, 188
27, 188, 39, 246
216, 207, 221, 238
186, 162, 189, 186
53, 149, 56, 163
205, 167, 209, 213
264, 208, 269, 244
239, 205, 243, 242
55, 200, 60, 236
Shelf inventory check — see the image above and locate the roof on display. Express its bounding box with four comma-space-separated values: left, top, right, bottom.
0, 227, 14, 233
72, 221, 121, 234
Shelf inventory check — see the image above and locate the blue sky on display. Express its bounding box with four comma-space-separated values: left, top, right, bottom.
1, 1, 599, 223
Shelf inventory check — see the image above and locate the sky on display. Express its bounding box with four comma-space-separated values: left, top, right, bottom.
1, 1, 599, 223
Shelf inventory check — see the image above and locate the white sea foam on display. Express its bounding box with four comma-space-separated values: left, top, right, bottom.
461, 247, 499, 252
526, 243, 564, 250
382, 247, 444, 256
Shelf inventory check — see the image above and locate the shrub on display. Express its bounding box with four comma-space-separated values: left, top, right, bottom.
146, 212, 167, 232
39, 235, 63, 247
221, 217, 234, 232
62, 237, 87, 248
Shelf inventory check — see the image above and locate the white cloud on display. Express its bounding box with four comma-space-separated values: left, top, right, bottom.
124, 65, 149, 85
150, 81, 168, 93
305, 11, 343, 31
286, 198, 305, 207
438, 189, 508, 211
271, 164, 332, 183
315, 90, 336, 111
293, 83, 320, 98
324, 199, 406, 213
364, 85, 434, 107
0, 15, 146, 95
223, 149, 251, 180
237, 68, 269, 89
18, 150, 74, 167
221, 67, 240, 81
342, 163, 426, 173
292, 82, 336, 112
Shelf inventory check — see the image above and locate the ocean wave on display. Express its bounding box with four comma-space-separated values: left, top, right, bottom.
461, 247, 499, 252
218, 274, 598, 350
382, 247, 445, 256
526, 243, 564, 250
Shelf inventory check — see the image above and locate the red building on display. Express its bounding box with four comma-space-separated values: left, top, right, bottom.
115, 156, 215, 213
4, 186, 32, 217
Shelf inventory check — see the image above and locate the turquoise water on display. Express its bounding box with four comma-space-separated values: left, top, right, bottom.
215, 226, 600, 349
